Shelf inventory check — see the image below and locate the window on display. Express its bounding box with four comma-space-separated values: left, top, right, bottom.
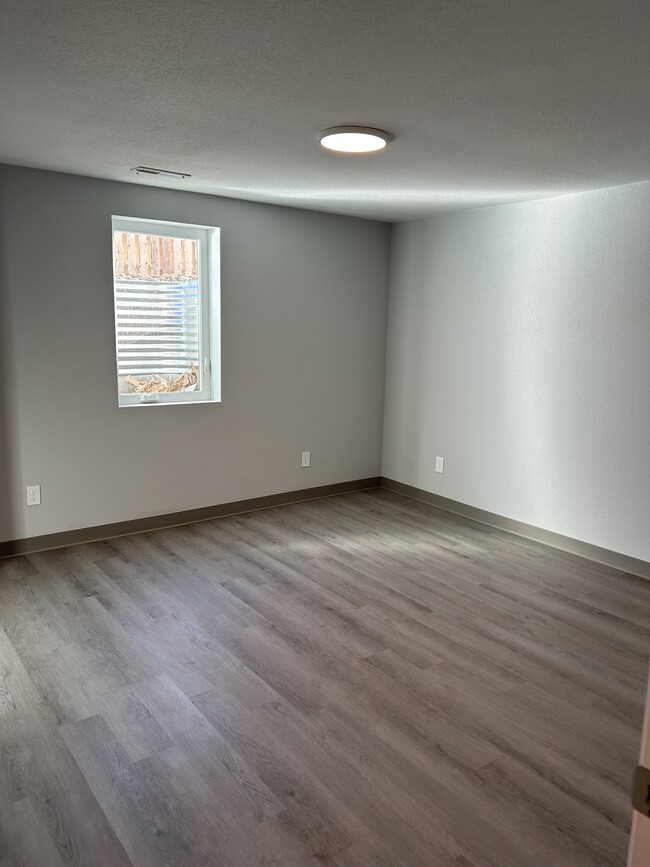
111, 216, 220, 407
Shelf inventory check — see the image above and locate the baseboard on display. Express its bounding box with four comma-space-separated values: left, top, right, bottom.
381, 477, 650, 581
6, 475, 647, 581
0, 477, 381, 559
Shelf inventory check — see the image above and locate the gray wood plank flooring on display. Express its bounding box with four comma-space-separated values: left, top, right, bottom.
0, 489, 648, 866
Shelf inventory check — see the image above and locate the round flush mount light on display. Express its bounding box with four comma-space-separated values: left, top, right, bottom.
319, 126, 391, 154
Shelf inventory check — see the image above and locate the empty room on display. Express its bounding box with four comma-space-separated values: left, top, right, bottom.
1, 1, 649, 865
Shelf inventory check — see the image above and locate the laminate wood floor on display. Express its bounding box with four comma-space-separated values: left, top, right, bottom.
1, 489, 648, 866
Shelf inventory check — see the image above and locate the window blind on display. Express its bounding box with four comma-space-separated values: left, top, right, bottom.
114, 278, 200, 380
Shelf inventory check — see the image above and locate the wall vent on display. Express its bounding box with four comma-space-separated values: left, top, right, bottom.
131, 166, 191, 179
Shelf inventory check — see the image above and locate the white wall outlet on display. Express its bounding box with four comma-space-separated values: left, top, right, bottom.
435, 456, 444, 474
301, 451, 311, 468
26, 485, 41, 506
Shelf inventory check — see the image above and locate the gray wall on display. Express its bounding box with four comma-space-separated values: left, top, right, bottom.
4, 164, 648, 561
382, 182, 650, 562
0, 165, 390, 541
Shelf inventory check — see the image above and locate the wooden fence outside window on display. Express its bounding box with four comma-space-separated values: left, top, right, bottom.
113, 231, 198, 282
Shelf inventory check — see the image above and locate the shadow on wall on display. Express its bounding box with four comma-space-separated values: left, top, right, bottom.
0, 170, 15, 549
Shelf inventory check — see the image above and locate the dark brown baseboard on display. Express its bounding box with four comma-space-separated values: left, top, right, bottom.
381, 477, 650, 581
4, 475, 647, 581
0, 477, 381, 559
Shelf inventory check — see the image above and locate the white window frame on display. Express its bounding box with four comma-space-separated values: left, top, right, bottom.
111, 215, 221, 408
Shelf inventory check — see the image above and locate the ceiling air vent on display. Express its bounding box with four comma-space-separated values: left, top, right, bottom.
131, 166, 191, 179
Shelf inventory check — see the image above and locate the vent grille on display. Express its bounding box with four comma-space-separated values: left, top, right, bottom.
131, 166, 191, 179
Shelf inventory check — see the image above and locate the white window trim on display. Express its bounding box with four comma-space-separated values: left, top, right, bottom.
111, 215, 221, 408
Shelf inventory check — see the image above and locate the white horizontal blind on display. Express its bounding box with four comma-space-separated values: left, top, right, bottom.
114, 277, 200, 380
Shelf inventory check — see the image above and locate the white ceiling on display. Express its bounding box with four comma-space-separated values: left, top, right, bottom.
1, 0, 648, 221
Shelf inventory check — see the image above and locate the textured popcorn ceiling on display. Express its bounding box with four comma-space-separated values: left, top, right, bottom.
1, 0, 648, 220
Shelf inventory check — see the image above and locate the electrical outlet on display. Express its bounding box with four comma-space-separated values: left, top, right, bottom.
435, 456, 444, 474
301, 451, 311, 468
26, 485, 41, 506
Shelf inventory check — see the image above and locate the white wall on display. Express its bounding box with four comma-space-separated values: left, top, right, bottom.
0, 165, 390, 541
382, 182, 650, 562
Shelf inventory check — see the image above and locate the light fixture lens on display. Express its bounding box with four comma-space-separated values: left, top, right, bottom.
319, 127, 390, 153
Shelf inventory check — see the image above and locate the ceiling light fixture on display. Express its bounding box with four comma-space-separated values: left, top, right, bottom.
319, 126, 391, 154
131, 165, 192, 179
